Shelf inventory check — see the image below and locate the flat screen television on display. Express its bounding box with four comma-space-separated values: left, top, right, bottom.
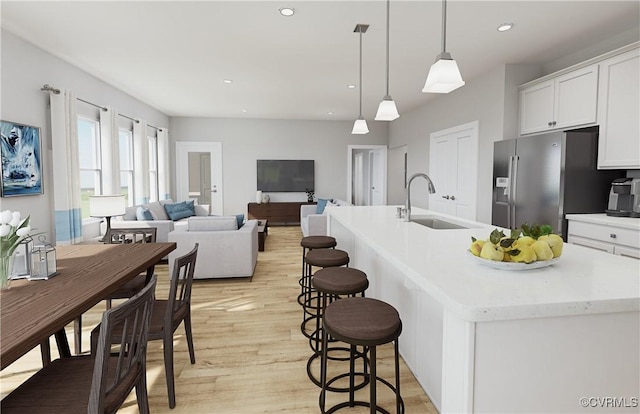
257, 160, 314, 192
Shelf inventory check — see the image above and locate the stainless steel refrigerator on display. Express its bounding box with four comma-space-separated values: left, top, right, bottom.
491, 127, 624, 240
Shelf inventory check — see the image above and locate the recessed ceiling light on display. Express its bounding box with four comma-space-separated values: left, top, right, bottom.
279, 7, 295, 17
347, 84, 356, 89
327, 112, 334, 115
497, 23, 514, 32
223, 79, 233, 84
241, 109, 248, 113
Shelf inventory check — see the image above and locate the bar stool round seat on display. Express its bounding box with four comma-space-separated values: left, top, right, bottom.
306, 249, 350, 268
312, 267, 368, 296
307, 267, 369, 390
301, 249, 351, 338
301, 236, 337, 250
320, 297, 404, 414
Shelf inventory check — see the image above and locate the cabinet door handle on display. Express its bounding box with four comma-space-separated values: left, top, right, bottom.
548, 121, 553, 127
450, 195, 456, 201
610, 233, 617, 239
442, 195, 450, 199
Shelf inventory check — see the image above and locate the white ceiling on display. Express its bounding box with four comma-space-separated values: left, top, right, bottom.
2, 1, 639, 121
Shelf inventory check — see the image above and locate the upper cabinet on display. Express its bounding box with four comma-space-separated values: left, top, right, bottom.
519, 65, 598, 135
596, 48, 640, 169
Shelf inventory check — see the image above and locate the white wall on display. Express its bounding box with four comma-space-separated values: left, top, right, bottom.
169, 117, 388, 215
0, 30, 169, 241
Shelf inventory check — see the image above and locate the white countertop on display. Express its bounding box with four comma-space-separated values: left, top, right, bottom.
327, 206, 640, 322
566, 213, 640, 230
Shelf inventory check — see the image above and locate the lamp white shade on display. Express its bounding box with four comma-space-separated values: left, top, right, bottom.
89, 195, 126, 217
351, 118, 369, 134
422, 57, 465, 93
375, 97, 400, 121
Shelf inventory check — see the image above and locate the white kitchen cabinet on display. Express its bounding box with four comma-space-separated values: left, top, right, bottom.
519, 64, 598, 135
597, 47, 640, 169
567, 219, 640, 259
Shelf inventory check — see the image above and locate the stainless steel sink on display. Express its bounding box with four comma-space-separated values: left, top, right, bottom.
410, 216, 474, 230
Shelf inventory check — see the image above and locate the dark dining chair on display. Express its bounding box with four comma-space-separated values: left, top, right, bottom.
92, 243, 199, 409
74, 227, 158, 355
2, 275, 157, 414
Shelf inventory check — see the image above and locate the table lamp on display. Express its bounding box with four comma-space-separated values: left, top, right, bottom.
89, 195, 126, 242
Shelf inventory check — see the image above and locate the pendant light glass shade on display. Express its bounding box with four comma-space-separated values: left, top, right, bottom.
422, 0, 464, 94
422, 52, 465, 93
375, 96, 399, 121
352, 118, 369, 134
375, 0, 399, 121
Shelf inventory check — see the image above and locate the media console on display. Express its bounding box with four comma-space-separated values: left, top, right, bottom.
248, 202, 315, 226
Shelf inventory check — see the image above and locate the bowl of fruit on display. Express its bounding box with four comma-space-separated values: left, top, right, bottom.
467, 224, 563, 270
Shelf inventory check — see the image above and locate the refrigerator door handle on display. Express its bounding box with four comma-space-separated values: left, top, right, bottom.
510, 155, 519, 229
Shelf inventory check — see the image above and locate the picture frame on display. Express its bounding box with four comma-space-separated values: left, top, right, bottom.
0, 120, 43, 197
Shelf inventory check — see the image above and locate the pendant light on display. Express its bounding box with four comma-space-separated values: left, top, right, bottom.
422, 0, 465, 93
352, 24, 370, 135
375, 0, 399, 121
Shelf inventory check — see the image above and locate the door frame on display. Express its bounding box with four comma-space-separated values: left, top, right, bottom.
175, 141, 223, 215
347, 144, 387, 205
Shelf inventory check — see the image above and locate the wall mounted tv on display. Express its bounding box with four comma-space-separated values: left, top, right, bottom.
257, 159, 314, 192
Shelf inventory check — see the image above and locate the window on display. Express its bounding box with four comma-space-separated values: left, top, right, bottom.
148, 135, 159, 202
78, 117, 101, 219
119, 129, 134, 206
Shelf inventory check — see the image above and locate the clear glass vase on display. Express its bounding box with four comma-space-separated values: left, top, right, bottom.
0, 255, 13, 290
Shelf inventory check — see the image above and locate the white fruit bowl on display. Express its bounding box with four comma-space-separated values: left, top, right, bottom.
466, 250, 560, 270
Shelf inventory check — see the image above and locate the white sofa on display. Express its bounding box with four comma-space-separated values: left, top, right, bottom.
300, 199, 352, 237
111, 199, 211, 243
168, 216, 258, 279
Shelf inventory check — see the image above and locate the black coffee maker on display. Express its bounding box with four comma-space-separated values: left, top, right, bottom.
606, 178, 638, 217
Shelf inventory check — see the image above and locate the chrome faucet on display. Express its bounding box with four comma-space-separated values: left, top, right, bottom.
404, 173, 437, 222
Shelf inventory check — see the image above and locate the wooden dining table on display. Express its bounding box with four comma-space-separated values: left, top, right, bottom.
0, 242, 176, 370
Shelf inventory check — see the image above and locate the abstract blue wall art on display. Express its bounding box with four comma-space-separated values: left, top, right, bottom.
1, 120, 43, 197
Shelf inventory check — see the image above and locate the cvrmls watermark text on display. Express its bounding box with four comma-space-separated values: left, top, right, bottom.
579, 397, 639, 408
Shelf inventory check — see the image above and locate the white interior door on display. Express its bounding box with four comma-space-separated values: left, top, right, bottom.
429, 121, 478, 220
176, 142, 223, 215
370, 149, 385, 206
354, 152, 365, 205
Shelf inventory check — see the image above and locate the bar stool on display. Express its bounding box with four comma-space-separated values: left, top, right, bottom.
320, 297, 404, 414
299, 236, 337, 307
307, 267, 369, 390
301, 248, 349, 339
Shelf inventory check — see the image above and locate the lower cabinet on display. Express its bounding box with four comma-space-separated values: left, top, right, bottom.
567, 220, 640, 259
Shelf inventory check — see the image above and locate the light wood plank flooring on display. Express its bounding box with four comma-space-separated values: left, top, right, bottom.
1, 226, 437, 413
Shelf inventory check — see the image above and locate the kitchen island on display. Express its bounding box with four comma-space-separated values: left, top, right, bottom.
327, 206, 639, 413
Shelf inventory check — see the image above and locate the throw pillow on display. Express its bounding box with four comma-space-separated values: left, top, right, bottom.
316, 198, 330, 214
164, 200, 195, 221
136, 207, 155, 221
235, 214, 244, 229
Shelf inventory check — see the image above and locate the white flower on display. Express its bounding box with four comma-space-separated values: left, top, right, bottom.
16, 226, 31, 237
0, 224, 9, 237
9, 211, 21, 227
0, 211, 12, 225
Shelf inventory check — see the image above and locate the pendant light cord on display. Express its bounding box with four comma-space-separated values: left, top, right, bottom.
385, 0, 390, 97
441, 0, 447, 53
359, 29, 363, 118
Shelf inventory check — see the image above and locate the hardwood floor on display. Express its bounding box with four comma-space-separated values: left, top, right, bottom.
0, 226, 437, 413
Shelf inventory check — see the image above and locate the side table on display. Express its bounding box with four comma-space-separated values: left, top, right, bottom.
257, 220, 268, 252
